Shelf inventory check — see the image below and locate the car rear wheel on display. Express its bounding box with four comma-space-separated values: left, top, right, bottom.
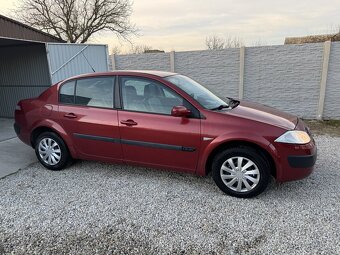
35, 132, 72, 170
212, 146, 270, 198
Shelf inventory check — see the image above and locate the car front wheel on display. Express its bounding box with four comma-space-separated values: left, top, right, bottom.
35, 131, 72, 170
212, 146, 270, 198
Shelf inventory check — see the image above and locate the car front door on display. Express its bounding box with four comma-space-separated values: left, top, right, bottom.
117, 76, 201, 173
58, 76, 123, 162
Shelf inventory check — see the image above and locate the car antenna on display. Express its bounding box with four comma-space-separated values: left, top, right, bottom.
82, 51, 96, 72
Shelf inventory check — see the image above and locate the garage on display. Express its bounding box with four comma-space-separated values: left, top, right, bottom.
0, 14, 109, 118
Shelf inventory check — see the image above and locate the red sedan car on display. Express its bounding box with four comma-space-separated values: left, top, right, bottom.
14, 71, 317, 198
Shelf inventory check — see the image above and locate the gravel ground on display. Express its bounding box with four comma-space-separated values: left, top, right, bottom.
0, 135, 339, 255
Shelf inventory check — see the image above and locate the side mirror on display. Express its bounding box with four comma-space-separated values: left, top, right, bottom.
171, 106, 191, 117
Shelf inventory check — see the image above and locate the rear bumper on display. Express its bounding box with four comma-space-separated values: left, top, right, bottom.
14, 123, 21, 136
14, 122, 31, 146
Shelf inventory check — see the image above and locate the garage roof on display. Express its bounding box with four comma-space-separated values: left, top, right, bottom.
0, 14, 64, 43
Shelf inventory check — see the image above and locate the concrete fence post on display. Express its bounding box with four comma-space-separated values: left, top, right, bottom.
111, 54, 116, 71
238, 46, 245, 99
317, 41, 331, 120
170, 51, 175, 72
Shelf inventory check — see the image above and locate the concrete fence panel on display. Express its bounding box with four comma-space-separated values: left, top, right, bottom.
112, 42, 340, 119
115, 53, 170, 71
324, 43, 340, 119
174, 49, 240, 98
244, 44, 323, 118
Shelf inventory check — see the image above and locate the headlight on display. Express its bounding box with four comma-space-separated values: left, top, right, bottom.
15, 104, 22, 111
275, 131, 311, 144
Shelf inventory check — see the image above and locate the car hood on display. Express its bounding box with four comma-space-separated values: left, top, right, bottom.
226, 100, 298, 130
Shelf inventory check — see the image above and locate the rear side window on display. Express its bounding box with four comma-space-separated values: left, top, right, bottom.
59, 81, 75, 104
75, 77, 114, 108
59, 77, 115, 109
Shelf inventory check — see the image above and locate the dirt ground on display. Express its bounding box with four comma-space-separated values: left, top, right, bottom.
304, 119, 340, 137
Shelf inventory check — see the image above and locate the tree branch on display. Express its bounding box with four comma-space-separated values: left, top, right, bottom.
17, 0, 135, 43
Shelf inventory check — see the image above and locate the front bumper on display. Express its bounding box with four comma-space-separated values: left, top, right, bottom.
274, 138, 317, 182
273, 118, 318, 182
288, 148, 317, 168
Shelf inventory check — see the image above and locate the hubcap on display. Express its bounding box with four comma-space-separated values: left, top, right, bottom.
38, 138, 61, 166
220, 156, 260, 192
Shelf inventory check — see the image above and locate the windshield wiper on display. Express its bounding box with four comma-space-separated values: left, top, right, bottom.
210, 104, 229, 111
227, 97, 240, 109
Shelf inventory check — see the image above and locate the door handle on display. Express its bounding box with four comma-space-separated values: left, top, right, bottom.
64, 112, 77, 119
120, 119, 138, 126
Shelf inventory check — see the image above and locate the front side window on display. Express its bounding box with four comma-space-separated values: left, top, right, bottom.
75, 77, 114, 108
164, 75, 228, 110
121, 77, 186, 115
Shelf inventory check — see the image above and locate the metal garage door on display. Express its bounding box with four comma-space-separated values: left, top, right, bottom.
0, 41, 109, 117
0, 41, 51, 117
46, 43, 109, 84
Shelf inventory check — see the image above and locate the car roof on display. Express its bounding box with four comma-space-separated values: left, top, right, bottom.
64, 70, 177, 81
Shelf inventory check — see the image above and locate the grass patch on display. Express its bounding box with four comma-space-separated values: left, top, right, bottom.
303, 119, 340, 136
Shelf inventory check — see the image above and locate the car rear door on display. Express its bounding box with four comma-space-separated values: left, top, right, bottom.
58, 76, 123, 162
117, 75, 201, 173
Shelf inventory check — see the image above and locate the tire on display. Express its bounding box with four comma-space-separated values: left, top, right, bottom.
34, 131, 72, 171
212, 146, 270, 198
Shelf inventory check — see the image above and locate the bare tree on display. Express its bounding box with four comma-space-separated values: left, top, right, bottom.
17, 0, 135, 43
128, 44, 152, 54
110, 45, 121, 55
328, 24, 340, 34
330, 25, 340, 41
205, 35, 225, 50
205, 35, 244, 50
224, 35, 244, 48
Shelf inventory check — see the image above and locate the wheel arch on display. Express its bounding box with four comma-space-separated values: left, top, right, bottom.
31, 126, 57, 146
204, 140, 277, 178
30, 120, 77, 158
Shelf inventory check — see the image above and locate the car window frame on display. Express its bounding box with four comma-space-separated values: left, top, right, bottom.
58, 75, 117, 110
58, 80, 76, 105
117, 75, 201, 118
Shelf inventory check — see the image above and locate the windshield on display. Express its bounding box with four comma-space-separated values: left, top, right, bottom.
164, 74, 228, 110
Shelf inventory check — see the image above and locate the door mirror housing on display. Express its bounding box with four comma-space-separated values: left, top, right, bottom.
171, 106, 191, 117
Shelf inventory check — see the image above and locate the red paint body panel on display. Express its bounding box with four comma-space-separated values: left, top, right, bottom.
228, 101, 298, 130
58, 105, 122, 162
14, 71, 317, 184
118, 110, 201, 172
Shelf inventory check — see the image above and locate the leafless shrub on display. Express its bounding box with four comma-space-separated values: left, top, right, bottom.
206, 35, 244, 50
